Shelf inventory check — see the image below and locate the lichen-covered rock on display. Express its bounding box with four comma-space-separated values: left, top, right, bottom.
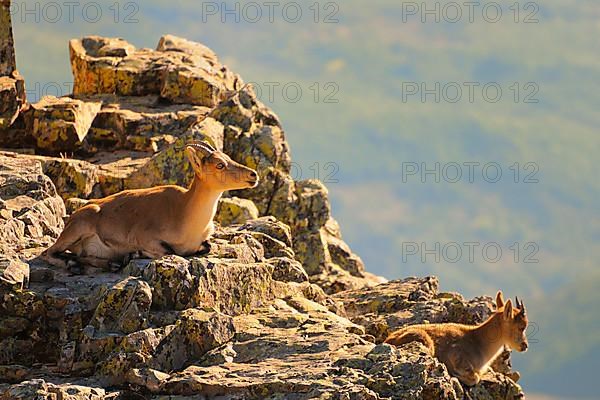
0, 150, 150, 201
157, 34, 218, 61
0, 0, 16, 77
127, 255, 196, 311
150, 309, 234, 371
216, 196, 259, 226
160, 64, 226, 106
84, 94, 210, 153
24, 96, 102, 154
293, 228, 331, 275
0, 72, 25, 130
0, 268, 523, 399
336, 342, 465, 399
70, 35, 238, 106
326, 229, 366, 277
268, 257, 309, 283
90, 277, 152, 334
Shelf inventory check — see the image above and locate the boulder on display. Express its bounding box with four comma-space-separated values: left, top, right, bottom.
24, 96, 102, 154
0, 153, 65, 256
150, 309, 235, 371
69, 35, 238, 106
89, 277, 152, 334
215, 196, 259, 226
0, 256, 28, 290
0, 73, 25, 130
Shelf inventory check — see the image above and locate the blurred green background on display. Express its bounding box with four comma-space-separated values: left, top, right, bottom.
11, 0, 599, 398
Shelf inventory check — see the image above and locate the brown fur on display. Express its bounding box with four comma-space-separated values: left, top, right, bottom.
42, 142, 258, 270
385, 291, 528, 386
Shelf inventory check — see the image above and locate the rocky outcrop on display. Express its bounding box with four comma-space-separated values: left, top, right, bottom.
0, 1, 25, 133
0, 153, 65, 289
1, 33, 378, 294
0, 27, 524, 399
0, 0, 16, 77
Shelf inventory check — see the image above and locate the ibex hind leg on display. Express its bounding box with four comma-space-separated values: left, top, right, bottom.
41, 205, 100, 269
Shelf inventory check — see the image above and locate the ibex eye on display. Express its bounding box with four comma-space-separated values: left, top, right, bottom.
216, 163, 225, 170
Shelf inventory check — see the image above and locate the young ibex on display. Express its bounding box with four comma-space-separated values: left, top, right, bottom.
42, 141, 258, 272
385, 291, 528, 386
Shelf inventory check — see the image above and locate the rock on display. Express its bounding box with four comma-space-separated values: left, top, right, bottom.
160, 64, 226, 106
157, 34, 218, 61
293, 179, 331, 231
191, 259, 278, 315
0, 379, 107, 400
268, 257, 309, 283
0, 256, 28, 290
125, 367, 170, 393
81, 94, 210, 153
0, 150, 149, 201
37, 156, 99, 200
325, 229, 366, 277
311, 262, 382, 295
0, 153, 65, 256
89, 277, 152, 334
161, 299, 372, 398
70, 35, 237, 106
70, 36, 157, 97
24, 96, 102, 154
129, 255, 196, 311
0, 0, 16, 77
0, 72, 25, 130
150, 309, 234, 371
294, 228, 332, 275
238, 216, 293, 248
216, 196, 259, 226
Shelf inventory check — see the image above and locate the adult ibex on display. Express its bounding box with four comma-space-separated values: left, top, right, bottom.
42, 141, 258, 272
385, 291, 528, 386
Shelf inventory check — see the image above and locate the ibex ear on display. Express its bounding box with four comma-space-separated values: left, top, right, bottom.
185, 145, 198, 165
503, 299, 513, 320
495, 291, 505, 308
185, 145, 205, 172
